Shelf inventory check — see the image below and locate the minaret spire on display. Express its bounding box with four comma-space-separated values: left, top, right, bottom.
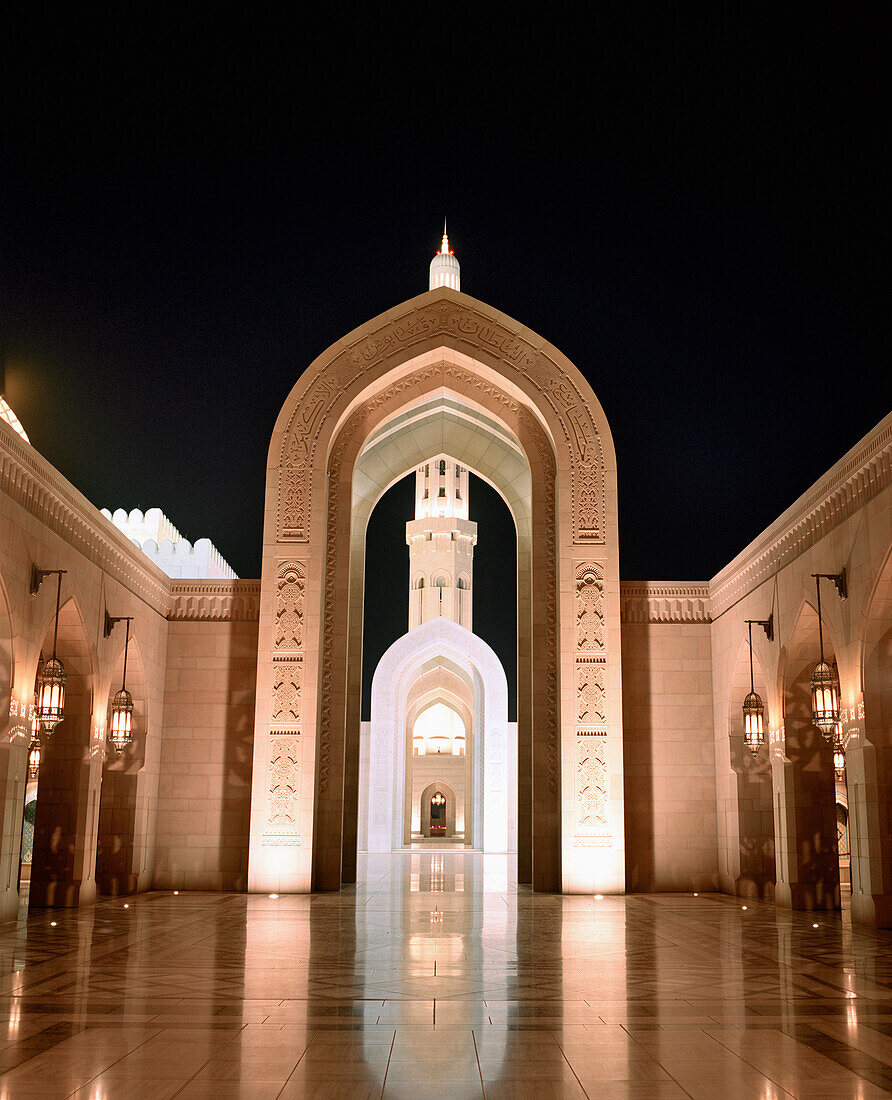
429, 222, 461, 291
406, 456, 477, 630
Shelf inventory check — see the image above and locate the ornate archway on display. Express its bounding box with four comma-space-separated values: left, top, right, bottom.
249, 286, 623, 893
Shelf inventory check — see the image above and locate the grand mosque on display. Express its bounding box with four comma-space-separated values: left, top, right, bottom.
1, 233, 891, 1093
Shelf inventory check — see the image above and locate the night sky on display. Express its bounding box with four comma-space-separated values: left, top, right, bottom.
2, 14, 888, 707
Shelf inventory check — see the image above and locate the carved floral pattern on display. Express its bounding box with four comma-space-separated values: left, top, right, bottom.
576, 563, 604, 651
576, 735, 607, 831
577, 661, 606, 725
275, 562, 306, 650
267, 734, 300, 829
276, 297, 606, 547
272, 662, 302, 723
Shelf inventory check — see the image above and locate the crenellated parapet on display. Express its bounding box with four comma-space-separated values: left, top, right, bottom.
620, 583, 711, 624
168, 580, 261, 621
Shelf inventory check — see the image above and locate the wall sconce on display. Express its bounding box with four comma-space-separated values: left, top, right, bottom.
31, 567, 68, 732
811, 571, 846, 739
742, 616, 772, 756
105, 612, 134, 752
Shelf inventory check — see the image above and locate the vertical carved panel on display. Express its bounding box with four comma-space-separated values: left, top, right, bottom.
265, 733, 301, 844
576, 661, 606, 725
576, 735, 608, 838
575, 561, 610, 847
275, 562, 305, 650
576, 563, 604, 651
272, 660, 302, 723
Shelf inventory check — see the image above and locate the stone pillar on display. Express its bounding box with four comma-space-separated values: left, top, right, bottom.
771, 716, 840, 912
845, 699, 892, 927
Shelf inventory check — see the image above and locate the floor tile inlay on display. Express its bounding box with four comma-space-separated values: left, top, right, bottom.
2, 853, 891, 1097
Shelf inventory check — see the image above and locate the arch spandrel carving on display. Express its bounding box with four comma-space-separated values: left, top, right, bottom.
274, 289, 611, 546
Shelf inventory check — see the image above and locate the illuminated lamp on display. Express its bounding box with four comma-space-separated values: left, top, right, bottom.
431, 791, 446, 808
742, 616, 773, 756
28, 736, 41, 780
105, 612, 135, 752
833, 722, 846, 782
31, 567, 68, 732
810, 572, 846, 739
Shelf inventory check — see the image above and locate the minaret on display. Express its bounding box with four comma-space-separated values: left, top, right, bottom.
406, 456, 477, 630
428, 221, 460, 291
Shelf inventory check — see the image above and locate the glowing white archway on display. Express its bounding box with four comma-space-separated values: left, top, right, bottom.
363, 617, 511, 853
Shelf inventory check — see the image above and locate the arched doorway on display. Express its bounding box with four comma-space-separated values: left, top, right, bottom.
249, 287, 623, 894
776, 601, 842, 911
29, 596, 100, 909
95, 636, 149, 896
722, 638, 775, 898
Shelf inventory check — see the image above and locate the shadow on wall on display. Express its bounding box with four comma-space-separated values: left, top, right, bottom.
622, 623, 655, 892
214, 622, 256, 891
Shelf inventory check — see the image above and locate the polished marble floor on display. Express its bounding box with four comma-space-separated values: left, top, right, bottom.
2, 854, 892, 1098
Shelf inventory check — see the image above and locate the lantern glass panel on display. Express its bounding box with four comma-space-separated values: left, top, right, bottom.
37, 656, 66, 732
810, 660, 839, 738
742, 690, 765, 756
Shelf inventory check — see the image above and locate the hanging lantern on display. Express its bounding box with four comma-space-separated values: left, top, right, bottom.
27, 703, 41, 779
36, 655, 66, 732
28, 737, 41, 780
106, 614, 135, 752
743, 690, 764, 756
109, 687, 134, 752
810, 573, 843, 739
31, 568, 68, 732
742, 619, 770, 756
832, 722, 846, 782
431, 791, 446, 808
810, 659, 839, 739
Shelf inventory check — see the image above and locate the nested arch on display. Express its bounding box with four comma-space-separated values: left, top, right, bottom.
251, 286, 623, 896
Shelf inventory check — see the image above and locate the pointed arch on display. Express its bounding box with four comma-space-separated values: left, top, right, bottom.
251, 287, 624, 895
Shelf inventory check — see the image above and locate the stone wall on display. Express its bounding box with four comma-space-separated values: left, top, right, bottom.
620, 587, 718, 892
154, 585, 259, 890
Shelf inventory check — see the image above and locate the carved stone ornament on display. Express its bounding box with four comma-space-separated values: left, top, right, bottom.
275, 562, 306, 651
576, 659, 607, 726
272, 661, 302, 724
575, 563, 604, 652
576, 734, 607, 832
264, 732, 301, 842
276, 297, 606, 544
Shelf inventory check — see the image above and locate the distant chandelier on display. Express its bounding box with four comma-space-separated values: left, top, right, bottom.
32, 567, 68, 732
28, 704, 41, 780
431, 791, 446, 808
833, 722, 846, 782
105, 612, 135, 752
742, 616, 772, 757
810, 571, 845, 739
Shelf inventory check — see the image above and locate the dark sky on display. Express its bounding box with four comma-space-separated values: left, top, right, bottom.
2, 14, 888, 605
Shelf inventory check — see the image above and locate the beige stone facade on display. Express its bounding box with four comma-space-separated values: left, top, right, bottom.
1, 288, 890, 923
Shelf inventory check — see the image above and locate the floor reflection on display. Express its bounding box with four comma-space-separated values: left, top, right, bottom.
1, 853, 892, 1097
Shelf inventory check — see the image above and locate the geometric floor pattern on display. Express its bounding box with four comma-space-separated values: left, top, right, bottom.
2, 852, 892, 1097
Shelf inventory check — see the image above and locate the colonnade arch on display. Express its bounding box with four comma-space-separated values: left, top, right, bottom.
30, 596, 100, 908
250, 286, 624, 895
774, 600, 841, 912
96, 636, 149, 895
721, 639, 775, 898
